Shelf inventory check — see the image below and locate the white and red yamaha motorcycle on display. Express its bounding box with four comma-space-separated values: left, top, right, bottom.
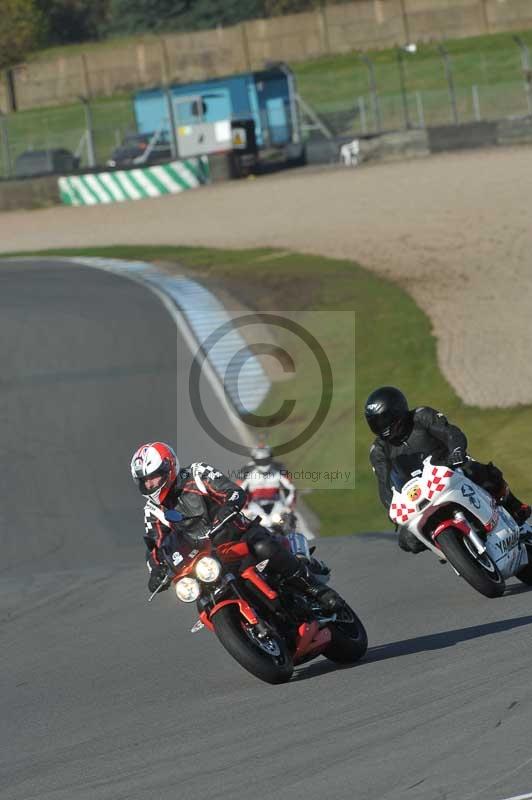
389, 455, 532, 598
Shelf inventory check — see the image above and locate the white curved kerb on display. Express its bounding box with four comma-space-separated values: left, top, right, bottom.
61, 256, 314, 540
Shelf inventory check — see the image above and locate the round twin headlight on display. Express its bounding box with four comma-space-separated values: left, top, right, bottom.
175, 577, 200, 603
195, 556, 222, 583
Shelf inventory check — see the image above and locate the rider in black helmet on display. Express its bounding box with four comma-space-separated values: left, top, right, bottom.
365, 386, 531, 553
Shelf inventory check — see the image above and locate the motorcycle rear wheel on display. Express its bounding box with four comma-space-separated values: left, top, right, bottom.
437, 528, 505, 598
324, 602, 368, 664
516, 544, 532, 585
213, 604, 294, 684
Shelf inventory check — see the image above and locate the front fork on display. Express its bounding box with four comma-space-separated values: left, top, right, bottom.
455, 512, 487, 555
202, 574, 276, 638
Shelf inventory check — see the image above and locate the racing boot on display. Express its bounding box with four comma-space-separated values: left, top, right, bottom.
398, 526, 427, 554
286, 563, 342, 613
308, 557, 331, 579
500, 489, 531, 527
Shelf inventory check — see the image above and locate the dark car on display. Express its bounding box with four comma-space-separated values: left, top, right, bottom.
106, 132, 173, 168
14, 148, 80, 178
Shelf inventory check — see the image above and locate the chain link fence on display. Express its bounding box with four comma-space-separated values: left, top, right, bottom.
326, 79, 532, 138
0, 97, 135, 179
2, 39, 532, 178
296, 41, 532, 138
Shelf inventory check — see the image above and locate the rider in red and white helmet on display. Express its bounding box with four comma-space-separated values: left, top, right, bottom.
130, 442, 340, 611
130, 442, 179, 505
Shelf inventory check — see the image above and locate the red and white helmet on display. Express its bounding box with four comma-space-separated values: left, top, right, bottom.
130, 442, 179, 504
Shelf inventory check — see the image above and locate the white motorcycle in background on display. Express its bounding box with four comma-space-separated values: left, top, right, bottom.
389, 455, 532, 598
244, 498, 293, 534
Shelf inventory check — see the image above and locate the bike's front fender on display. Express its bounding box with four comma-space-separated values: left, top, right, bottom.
431, 517, 470, 544
430, 516, 489, 559
208, 598, 259, 626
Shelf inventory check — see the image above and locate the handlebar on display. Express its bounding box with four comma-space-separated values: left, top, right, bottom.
207, 510, 239, 538
147, 510, 241, 604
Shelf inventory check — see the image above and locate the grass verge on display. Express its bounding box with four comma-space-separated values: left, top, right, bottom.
5, 243, 532, 535
293, 29, 532, 112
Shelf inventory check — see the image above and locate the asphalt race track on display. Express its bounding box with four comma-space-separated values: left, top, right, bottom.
2, 260, 532, 800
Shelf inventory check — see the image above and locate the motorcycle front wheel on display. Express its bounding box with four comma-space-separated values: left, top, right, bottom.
213, 604, 294, 684
324, 602, 368, 664
437, 528, 505, 598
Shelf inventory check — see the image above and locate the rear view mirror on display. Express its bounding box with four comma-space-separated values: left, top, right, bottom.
164, 509, 184, 524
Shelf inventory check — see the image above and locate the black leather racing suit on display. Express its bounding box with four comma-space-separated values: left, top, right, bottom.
143, 461, 301, 578
369, 406, 514, 552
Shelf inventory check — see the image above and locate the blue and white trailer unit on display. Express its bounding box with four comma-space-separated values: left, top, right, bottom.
133, 65, 303, 163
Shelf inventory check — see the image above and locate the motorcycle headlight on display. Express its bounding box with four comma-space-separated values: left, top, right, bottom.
175, 577, 200, 603
195, 557, 222, 583
271, 513, 283, 525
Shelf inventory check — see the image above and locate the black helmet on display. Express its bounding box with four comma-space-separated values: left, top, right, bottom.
364, 387, 410, 442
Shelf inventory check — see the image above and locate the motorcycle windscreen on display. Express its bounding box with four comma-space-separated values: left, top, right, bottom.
390, 453, 426, 491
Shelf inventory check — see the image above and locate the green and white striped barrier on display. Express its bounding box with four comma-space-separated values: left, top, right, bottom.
58, 157, 209, 206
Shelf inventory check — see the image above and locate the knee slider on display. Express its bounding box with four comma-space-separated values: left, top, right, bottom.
248, 531, 276, 561
487, 462, 507, 498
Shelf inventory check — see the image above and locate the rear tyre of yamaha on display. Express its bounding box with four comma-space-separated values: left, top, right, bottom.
516, 544, 532, 585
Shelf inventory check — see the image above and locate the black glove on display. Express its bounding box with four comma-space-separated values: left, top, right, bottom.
148, 564, 169, 593
447, 447, 466, 468
308, 557, 330, 577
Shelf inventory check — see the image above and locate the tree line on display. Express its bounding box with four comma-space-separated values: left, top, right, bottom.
1, 0, 342, 69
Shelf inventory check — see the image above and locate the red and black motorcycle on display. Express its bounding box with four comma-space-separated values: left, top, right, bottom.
150, 512, 368, 684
